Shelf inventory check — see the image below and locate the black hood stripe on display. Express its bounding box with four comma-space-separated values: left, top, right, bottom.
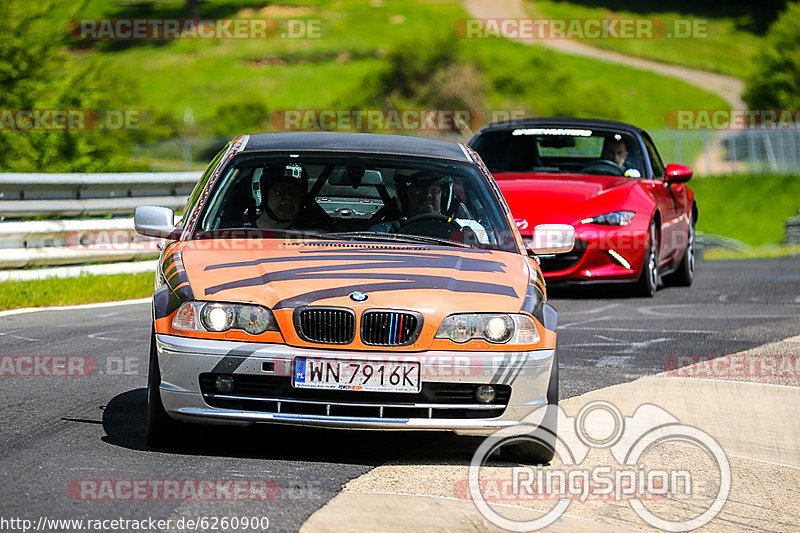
263, 279, 517, 309
205, 270, 517, 299
203, 251, 505, 273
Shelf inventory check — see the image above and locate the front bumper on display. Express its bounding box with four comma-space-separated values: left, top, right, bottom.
155, 334, 555, 436
532, 224, 648, 282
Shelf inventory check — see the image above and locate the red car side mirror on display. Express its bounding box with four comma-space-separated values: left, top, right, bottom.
665, 163, 693, 183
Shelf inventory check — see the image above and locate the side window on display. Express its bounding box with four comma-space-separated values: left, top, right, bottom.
642, 135, 665, 178
178, 144, 229, 225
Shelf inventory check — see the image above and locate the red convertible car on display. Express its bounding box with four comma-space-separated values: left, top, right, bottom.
469, 118, 697, 296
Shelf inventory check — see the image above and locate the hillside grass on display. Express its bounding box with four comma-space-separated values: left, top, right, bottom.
56, 0, 727, 170
527, 0, 761, 79
691, 173, 800, 246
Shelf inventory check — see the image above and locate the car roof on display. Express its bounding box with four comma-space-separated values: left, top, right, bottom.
241, 132, 471, 162
472, 116, 646, 137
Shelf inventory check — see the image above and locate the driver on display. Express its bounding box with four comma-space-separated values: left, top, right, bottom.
601, 135, 641, 177
370, 172, 451, 232
399, 173, 448, 219
371, 172, 487, 242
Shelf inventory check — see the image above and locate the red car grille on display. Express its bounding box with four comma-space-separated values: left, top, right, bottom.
538, 240, 587, 273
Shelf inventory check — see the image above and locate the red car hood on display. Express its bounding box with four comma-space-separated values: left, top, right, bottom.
494, 172, 633, 228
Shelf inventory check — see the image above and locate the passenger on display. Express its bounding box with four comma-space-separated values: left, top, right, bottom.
256, 168, 306, 230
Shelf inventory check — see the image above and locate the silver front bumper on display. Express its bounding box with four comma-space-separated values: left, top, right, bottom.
155, 334, 555, 436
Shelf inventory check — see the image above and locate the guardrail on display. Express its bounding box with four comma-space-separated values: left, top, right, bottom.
0, 172, 200, 276
0, 172, 200, 217
786, 209, 800, 244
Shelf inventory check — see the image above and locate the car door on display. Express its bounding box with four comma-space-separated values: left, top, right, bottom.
642, 135, 683, 261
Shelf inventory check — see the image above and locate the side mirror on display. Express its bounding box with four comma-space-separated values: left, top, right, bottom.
134, 206, 182, 239
665, 163, 693, 183
527, 224, 575, 255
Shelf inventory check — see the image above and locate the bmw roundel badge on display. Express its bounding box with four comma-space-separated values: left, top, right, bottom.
349, 291, 368, 302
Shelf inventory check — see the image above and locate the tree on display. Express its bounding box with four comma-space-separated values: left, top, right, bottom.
0, 0, 152, 171
743, 2, 800, 109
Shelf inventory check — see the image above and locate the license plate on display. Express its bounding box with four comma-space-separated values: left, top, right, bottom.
293, 357, 421, 393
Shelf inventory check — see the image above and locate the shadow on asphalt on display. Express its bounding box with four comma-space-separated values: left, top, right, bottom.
547, 283, 636, 300
101, 388, 486, 466
547, 282, 693, 300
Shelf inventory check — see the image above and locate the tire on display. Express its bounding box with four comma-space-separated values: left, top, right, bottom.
633, 219, 659, 297
499, 353, 558, 464
145, 330, 184, 448
667, 213, 696, 287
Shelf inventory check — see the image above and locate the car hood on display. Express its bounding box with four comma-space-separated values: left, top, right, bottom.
494, 172, 635, 227
175, 239, 532, 315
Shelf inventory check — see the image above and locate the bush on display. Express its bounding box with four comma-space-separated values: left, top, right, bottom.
347, 34, 486, 110
207, 97, 270, 137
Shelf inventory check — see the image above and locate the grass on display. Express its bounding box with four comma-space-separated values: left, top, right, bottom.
703, 244, 800, 261
691, 173, 800, 246
527, 0, 762, 79
0, 272, 153, 311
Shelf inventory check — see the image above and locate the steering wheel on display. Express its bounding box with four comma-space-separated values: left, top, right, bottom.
579, 159, 625, 176
398, 213, 463, 241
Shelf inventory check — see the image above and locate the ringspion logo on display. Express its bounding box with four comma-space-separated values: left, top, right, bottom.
468, 401, 730, 531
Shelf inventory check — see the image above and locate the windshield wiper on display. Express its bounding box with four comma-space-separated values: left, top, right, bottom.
323, 231, 471, 248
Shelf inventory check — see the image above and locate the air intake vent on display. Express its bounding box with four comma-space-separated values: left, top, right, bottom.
361, 310, 421, 346
295, 307, 355, 344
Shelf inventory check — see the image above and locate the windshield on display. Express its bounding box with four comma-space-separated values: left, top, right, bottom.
196, 152, 518, 252
471, 127, 645, 178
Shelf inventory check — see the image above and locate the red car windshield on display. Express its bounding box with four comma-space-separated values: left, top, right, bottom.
472, 128, 644, 177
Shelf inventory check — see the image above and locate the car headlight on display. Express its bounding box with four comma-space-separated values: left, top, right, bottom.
173, 301, 278, 334
580, 211, 634, 226
435, 314, 539, 344
201, 303, 235, 332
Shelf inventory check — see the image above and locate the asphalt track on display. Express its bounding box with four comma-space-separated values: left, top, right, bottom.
0, 257, 798, 532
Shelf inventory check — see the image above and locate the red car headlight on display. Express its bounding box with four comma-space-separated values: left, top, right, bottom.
580, 211, 635, 226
